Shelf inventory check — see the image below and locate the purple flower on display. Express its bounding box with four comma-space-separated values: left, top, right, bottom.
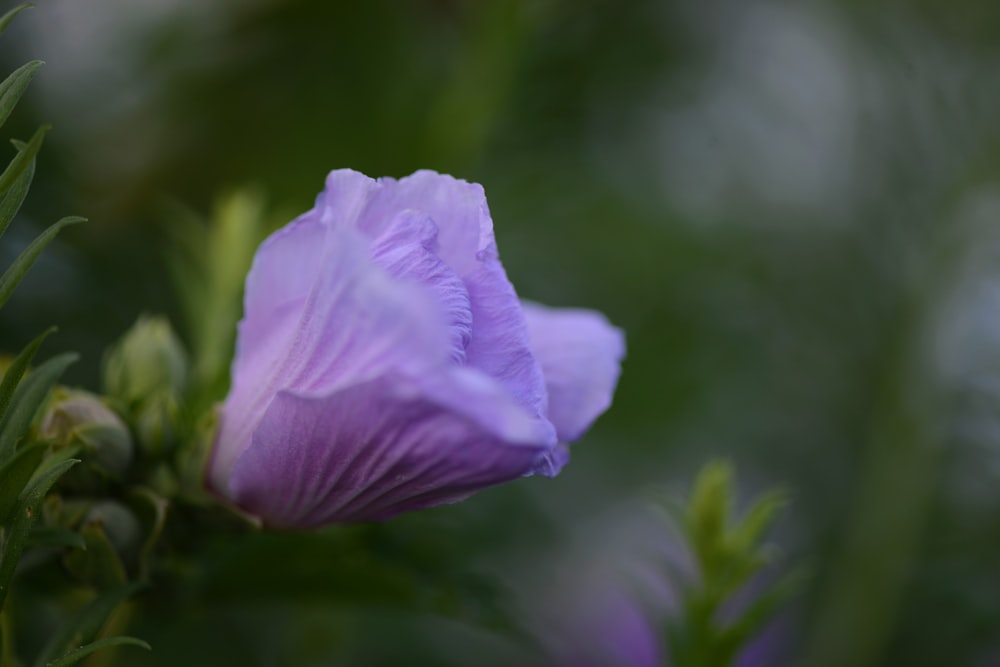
535, 506, 791, 667
207, 169, 624, 527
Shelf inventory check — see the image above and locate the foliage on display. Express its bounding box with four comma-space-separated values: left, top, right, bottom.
666, 461, 801, 667
2, 0, 999, 665
0, 5, 147, 665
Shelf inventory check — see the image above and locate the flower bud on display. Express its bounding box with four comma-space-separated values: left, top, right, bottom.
84, 500, 142, 562
40, 388, 133, 476
103, 315, 188, 406
134, 389, 181, 458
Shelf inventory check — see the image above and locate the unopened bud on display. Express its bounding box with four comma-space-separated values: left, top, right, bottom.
134, 390, 181, 457
103, 315, 188, 406
40, 388, 133, 476
84, 500, 142, 562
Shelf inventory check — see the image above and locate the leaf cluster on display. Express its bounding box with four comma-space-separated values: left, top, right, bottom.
665, 460, 803, 667
0, 5, 147, 665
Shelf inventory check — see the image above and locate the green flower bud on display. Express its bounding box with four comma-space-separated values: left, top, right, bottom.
134, 389, 182, 458
103, 315, 188, 406
40, 388, 133, 476
84, 500, 142, 562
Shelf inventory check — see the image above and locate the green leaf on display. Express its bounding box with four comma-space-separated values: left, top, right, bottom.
717, 569, 808, 654
0, 124, 46, 195
0, 441, 45, 524
686, 459, 734, 581
43, 636, 150, 667
0, 327, 53, 417
0, 352, 77, 464
62, 521, 127, 589
728, 489, 787, 556
32, 581, 144, 667
0, 458, 77, 612
26, 525, 86, 550
0, 137, 35, 240
0, 216, 84, 310
0, 60, 42, 134
0, 4, 32, 38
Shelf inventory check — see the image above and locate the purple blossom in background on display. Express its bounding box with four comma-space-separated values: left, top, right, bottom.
207, 169, 624, 527
558, 574, 790, 667
536, 506, 791, 667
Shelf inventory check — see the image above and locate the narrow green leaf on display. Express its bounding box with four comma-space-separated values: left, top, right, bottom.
0, 441, 45, 524
62, 521, 127, 589
0, 458, 77, 612
26, 525, 86, 550
728, 489, 787, 556
0, 216, 84, 310
0, 60, 42, 133
32, 581, 144, 667
0, 138, 35, 240
0, 123, 46, 195
717, 569, 808, 652
0, 352, 78, 464
686, 460, 734, 580
0, 4, 33, 37
0, 326, 52, 416
44, 636, 150, 667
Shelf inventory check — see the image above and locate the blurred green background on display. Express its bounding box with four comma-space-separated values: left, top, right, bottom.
2, 0, 1000, 665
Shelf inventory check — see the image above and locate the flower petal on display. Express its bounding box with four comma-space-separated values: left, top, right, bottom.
315, 169, 383, 228
462, 249, 549, 421
370, 172, 551, 418
350, 169, 487, 275
522, 301, 626, 442
209, 222, 454, 494
319, 169, 551, 423
236, 211, 326, 363
228, 368, 557, 527
370, 210, 472, 364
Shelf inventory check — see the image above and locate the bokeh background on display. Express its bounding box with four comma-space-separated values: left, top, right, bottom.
2, 0, 1000, 665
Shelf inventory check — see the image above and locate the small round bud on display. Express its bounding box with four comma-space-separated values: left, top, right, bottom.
84, 500, 142, 562
103, 315, 188, 406
40, 388, 133, 476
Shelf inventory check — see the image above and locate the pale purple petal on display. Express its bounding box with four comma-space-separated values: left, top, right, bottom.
375, 172, 550, 422
229, 368, 556, 527
236, 212, 326, 366
522, 301, 626, 442
369, 210, 472, 364
347, 169, 486, 275
314, 169, 382, 229
462, 253, 550, 420
317, 169, 551, 422
209, 223, 455, 493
